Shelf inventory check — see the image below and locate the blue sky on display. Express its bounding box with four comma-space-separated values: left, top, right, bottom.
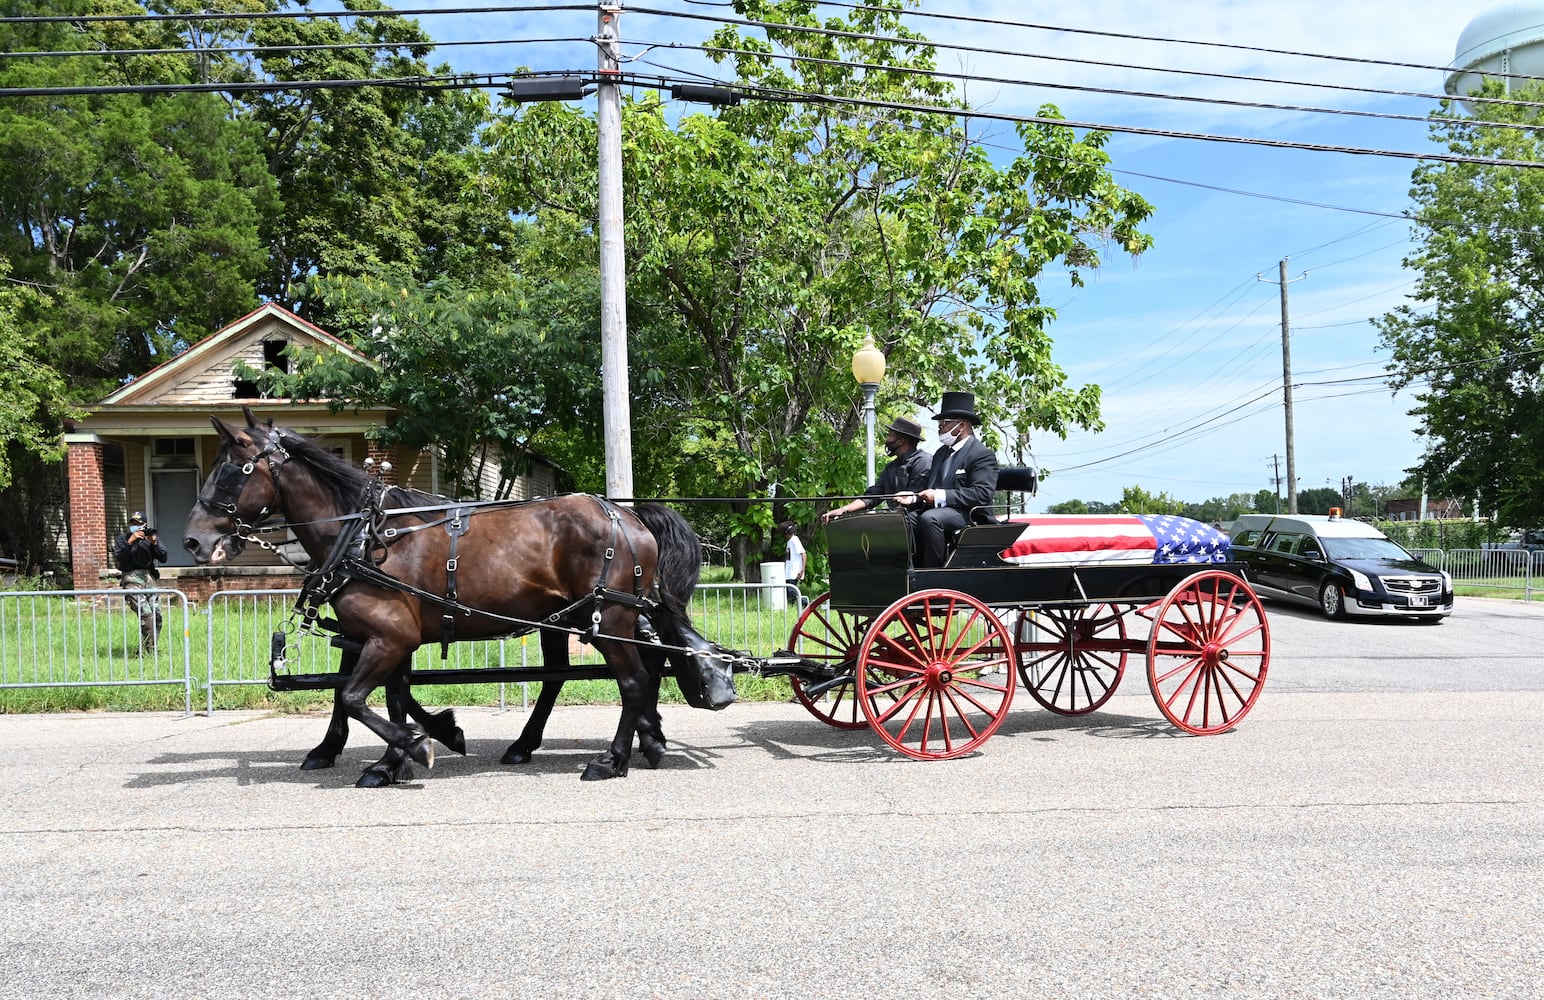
401, 0, 1508, 509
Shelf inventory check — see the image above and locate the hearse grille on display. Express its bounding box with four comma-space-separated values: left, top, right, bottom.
1382, 576, 1441, 595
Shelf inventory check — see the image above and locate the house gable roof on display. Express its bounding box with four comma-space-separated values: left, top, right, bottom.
99, 302, 370, 406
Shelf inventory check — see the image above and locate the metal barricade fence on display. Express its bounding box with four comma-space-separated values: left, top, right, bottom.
0, 589, 193, 714
200, 581, 806, 710
1437, 548, 1534, 600
689, 582, 806, 658
203, 590, 532, 712
0, 581, 808, 715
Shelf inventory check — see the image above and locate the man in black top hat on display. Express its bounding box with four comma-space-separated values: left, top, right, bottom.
897, 391, 999, 567
821, 416, 934, 523
113, 511, 168, 651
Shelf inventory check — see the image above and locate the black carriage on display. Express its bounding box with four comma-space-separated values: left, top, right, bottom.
784, 492, 1271, 760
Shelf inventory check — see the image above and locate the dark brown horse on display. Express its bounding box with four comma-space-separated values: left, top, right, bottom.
183, 410, 735, 782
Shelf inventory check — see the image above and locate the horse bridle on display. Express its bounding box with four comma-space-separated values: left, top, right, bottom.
197, 430, 290, 527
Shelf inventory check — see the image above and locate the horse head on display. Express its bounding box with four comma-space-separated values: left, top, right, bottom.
183, 407, 283, 565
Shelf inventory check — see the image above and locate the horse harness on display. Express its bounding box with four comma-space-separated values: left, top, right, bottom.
291, 487, 656, 659
202, 433, 719, 668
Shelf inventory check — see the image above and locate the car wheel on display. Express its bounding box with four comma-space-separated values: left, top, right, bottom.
1319, 580, 1345, 620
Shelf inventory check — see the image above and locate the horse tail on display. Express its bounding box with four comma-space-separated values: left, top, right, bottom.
632, 502, 701, 614
632, 503, 736, 711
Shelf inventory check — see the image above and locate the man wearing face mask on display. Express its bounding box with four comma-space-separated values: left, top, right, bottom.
896, 391, 999, 567
821, 417, 933, 523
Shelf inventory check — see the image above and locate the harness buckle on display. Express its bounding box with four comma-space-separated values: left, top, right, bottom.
446, 557, 458, 572
605, 546, 616, 560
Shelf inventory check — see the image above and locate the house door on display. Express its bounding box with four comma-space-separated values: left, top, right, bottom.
151, 468, 200, 567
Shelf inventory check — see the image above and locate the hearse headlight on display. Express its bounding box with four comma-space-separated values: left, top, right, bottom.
1440, 570, 1453, 590
1349, 569, 1374, 592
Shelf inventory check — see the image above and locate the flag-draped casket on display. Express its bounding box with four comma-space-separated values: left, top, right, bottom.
996, 514, 1231, 567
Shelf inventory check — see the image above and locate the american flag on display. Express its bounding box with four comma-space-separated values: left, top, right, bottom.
997, 514, 1231, 567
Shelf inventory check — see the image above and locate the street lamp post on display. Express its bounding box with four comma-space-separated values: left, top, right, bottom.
850, 333, 887, 486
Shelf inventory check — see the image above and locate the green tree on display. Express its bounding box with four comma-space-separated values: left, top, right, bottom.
1119, 485, 1184, 515
226, 2, 515, 307
264, 272, 599, 499
0, 2, 273, 387
1376, 80, 1544, 528
487, 0, 1153, 572
0, 1, 273, 569
1297, 486, 1343, 515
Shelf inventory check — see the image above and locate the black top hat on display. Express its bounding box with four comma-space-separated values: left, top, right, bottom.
129, 511, 147, 525
933, 391, 982, 425
883, 416, 924, 441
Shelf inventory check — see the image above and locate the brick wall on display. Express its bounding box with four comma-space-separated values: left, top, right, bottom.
68, 441, 106, 591
168, 568, 310, 604
365, 440, 398, 485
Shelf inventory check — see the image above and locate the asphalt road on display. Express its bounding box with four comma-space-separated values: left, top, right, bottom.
0, 597, 1540, 999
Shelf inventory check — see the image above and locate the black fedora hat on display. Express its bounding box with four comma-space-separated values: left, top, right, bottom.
933, 391, 982, 425
883, 416, 924, 441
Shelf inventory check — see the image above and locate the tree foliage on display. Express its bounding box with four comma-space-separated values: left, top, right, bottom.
264, 271, 598, 499
0, 0, 274, 391
486, 0, 1153, 567
0, 260, 77, 491
1376, 81, 1544, 527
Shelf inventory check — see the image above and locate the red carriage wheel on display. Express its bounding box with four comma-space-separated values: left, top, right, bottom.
1014, 604, 1129, 715
856, 589, 1016, 760
786, 592, 877, 730
1145, 570, 1270, 735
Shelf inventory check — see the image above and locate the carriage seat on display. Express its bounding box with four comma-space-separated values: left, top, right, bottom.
970, 465, 1039, 525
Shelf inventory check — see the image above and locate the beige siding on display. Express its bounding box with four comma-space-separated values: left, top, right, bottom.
148, 325, 289, 406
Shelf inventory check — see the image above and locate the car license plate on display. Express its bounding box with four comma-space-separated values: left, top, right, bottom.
1409, 595, 1429, 607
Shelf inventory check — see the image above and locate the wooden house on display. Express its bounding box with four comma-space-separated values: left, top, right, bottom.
64, 303, 561, 601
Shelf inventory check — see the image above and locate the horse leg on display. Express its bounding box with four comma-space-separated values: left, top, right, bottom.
580, 616, 651, 781
357, 668, 419, 788
337, 640, 435, 780
396, 684, 467, 756
301, 639, 361, 771
502, 631, 568, 764
635, 645, 668, 769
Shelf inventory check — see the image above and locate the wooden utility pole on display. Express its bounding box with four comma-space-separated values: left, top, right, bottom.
1259, 260, 1306, 513
596, 4, 632, 500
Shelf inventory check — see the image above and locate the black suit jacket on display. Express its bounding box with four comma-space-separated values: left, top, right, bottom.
926, 434, 999, 512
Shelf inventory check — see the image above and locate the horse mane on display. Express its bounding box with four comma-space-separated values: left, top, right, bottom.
270, 426, 445, 513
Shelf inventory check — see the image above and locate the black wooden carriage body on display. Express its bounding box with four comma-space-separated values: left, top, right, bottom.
789, 506, 1271, 759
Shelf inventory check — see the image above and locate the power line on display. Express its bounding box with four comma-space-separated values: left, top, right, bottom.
628, 37, 1544, 139
788, 0, 1544, 90
630, 4, 1544, 112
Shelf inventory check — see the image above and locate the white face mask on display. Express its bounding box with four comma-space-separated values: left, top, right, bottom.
936, 423, 961, 448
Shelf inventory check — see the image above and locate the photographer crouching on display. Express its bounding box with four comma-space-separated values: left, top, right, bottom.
113, 511, 168, 652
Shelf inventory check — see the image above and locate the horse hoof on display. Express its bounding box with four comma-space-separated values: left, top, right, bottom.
300, 755, 336, 771
444, 728, 467, 756
407, 737, 434, 769
501, 744, 534, 765
581, 758, 629, 781
356, 769, 392, 788
640, 742, 666, 769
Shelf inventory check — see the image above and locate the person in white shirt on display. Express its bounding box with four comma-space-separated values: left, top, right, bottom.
780, 521, 806, 582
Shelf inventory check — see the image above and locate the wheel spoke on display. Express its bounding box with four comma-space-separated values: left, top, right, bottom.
787, 593, 874, 731
859, 589, 1016, 759
1146, 572, 1270, 735
1017, 603, 1129, 717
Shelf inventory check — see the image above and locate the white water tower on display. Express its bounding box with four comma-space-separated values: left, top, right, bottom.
1446, 2, 1544, 111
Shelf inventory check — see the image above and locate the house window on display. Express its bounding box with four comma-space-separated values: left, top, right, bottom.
152, 437, 195, 459
233, 338, 291, 398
